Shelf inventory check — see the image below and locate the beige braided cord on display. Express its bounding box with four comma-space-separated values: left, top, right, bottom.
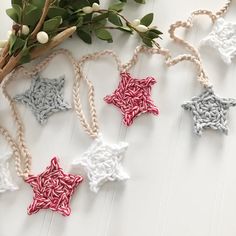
167, 9, 218, 87
215, 0, 232, 18
166, 54, 209, 87
1, 48, 91, 178
2, 70, 32, 178
0, 126, 23, 177
73, 50, 123, 138
121, 45, 171, 72
167, 0, 233, 87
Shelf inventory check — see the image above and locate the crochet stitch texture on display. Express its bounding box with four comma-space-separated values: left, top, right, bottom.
104, 72, 159, 126
201, 18, 236, 64
72, 134, 129, 193
25, 157, 83, 216
0, 153, 18, 193
182, 86, 236, 135
14, 75, 71, 124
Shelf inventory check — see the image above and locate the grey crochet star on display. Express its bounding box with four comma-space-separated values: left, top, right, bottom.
15, 75, 71, 124
182, 86, 236, 135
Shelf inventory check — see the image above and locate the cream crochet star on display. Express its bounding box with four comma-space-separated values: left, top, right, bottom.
72, 134, 129, 193
201, 18, 236, 64
0, 153, 18, 193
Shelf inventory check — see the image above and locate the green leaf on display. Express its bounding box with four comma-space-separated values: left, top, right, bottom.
13, 38, 25, 52
76, 17, 83, 27
20, 53, 31, 64
30, 0, 45, 8
142, 37, 152, 47
11, 0, 23, 7
9, 36, 25, 55
108, 12, 123, 26
95, 28, 113, 42
6, 8, 18, 22
140, 13, 153, 26
48, 6, 68, 19
12, 4, 22, 21
9, 34, 17, 55
149, 28, 163, 35
108, 1, 125, 12
92, 13, 108, 22
147, 29, 163, 39
117, 26, 133, 33
71, 0, 90, 9
19, 45, 31, 64
134, 0, 145, 3
6, 4, 22, 23
43, 16, 62, 32
77, 29, 92, 44
23, 4, 41, 26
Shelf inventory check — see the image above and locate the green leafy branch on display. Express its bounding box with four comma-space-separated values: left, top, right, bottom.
0, 0, 163, 82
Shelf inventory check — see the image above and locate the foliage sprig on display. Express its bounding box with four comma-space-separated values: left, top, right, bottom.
0, 0, 163, 82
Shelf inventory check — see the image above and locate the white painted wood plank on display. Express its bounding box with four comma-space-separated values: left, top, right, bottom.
1, 1, 236, 236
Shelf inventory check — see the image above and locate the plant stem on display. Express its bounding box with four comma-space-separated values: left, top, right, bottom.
0, 54, 21, 82
31, 0, 51, 38
0, 26, 76, 83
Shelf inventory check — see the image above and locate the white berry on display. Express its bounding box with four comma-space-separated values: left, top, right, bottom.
132, 19, 140, 27
92, 3, 100, 11
82, 6, 93, 14
22, 25, 30, 35
0, 40, 7, 48
36, 31, 49, 44
136, 24, 148, 32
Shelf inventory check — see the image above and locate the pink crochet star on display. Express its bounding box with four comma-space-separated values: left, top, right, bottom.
25, 157, 83, 216
104, 72, 159, 126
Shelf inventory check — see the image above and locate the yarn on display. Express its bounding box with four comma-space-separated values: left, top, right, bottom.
104, 72, 159, 126
72, 134, 129, 193
25, 157, 83, 216
167, 1, 236, 135
201, 18, 236, 64
14, 75, 71, 125
182, 86, 236, 135
0, 153, 18, 193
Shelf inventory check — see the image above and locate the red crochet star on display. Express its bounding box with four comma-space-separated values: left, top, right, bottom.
25, 157, 83, 216
104, 72, 159, 126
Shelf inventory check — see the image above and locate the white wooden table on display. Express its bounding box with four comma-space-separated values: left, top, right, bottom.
1, 1, 236, 236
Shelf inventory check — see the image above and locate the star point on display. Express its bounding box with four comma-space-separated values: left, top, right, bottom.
25, 157, 83, 216
72, 134, 129, 193
182, 86, 236, 135
0, 153, 18, 193
15, 75, 71, 125
201, 18, 236, 64
104, 72, 159, 126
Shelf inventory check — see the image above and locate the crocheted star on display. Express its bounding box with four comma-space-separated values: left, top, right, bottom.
72, 134, 129, 193
25, 157, 83, 216
104, 72, 159, 126
15, 75, 71, 125
182, 86, 236, 135
201, 18, 236, 64
0, 153, 18, 193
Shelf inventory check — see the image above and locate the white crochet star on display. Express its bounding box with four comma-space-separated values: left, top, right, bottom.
182, 86, 236, 135
0, 153, 18, 193
72, 134, 129, 193
201, 18, 236, 64
14, 75, 71, 125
